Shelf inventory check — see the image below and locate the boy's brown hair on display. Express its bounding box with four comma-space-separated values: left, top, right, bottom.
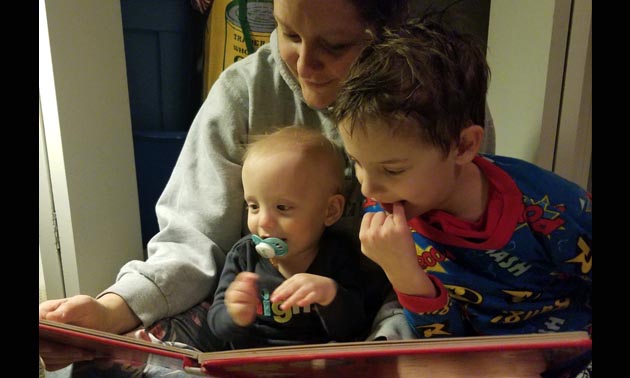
332, 18, 490, 156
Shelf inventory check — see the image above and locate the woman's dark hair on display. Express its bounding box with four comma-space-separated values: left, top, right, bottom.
348, 0, 410, 30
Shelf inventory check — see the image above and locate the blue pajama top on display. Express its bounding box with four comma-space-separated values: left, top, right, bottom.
364, 155, 592, 338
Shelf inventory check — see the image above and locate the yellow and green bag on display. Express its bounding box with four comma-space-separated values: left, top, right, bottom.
203, 0, 275, 95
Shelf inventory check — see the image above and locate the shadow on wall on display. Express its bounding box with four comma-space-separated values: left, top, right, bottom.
133, 130, 187, 251
409, 0, 490, 45
121, 0, 205, 251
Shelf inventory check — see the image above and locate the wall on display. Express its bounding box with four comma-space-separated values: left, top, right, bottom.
39, 0, 144, 298
486, 0, 556, 163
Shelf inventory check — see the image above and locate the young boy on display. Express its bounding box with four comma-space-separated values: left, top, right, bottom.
331, 20, 592, 339
207, 126, 368, 349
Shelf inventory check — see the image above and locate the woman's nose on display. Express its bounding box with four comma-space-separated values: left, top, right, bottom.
297, 42, 324, 75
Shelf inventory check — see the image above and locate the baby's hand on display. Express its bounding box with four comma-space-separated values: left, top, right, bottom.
360, 202, 435, 297
271, 273, 336, 311
225, 272, 260, 327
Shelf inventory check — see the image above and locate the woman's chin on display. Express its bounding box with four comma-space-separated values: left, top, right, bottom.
302, 89, 335, 110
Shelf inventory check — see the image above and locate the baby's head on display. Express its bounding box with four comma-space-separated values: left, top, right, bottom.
243, 126, 346, 197
332, 18, 489, 156
242, 126, 346, 256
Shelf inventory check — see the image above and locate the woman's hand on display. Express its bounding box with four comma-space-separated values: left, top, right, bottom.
39, 294, 140, 371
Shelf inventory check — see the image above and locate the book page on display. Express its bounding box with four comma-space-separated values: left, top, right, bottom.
39, 319, 199, 370
40, 320, 591, 378
197, 331, 591, 363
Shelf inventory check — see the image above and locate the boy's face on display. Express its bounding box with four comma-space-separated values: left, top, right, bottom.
339, 118, 460, 220
242, 150, 335, 257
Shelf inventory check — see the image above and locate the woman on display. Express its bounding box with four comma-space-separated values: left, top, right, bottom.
40, 0, 495, 370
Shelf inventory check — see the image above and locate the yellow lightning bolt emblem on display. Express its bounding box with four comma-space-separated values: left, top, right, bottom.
565, 237, 592, 274
417, 323, 451, 338
502, 290, 540, 303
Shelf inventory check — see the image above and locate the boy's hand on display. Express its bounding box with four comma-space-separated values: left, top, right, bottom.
271, 273, 337, 310
360, 202, 436, 297
225, 272, 260, 327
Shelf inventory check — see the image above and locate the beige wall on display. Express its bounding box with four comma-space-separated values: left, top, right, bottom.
486, 0, 556, 163
39, 0, 143, 298
487, 0, 591, 190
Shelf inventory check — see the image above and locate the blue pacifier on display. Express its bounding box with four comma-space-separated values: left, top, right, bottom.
251, 235, 288, 258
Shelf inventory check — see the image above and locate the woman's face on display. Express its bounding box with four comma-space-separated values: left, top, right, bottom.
274, 0, 370, 109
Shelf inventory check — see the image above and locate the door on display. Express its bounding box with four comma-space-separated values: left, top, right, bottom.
39, 0, 144, 298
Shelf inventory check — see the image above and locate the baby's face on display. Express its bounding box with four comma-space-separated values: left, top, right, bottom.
339, 117, 460, 220
242, 150, 333, 258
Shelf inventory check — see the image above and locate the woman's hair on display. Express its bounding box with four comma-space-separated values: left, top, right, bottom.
332, 17, 489, 156
348, 0, 410, 30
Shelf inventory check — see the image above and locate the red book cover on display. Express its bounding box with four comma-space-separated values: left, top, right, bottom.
39, 319, 591, 377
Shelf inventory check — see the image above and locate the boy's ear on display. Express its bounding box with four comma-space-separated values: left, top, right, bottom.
324, 194, 346, 226
455, 125, 484, 164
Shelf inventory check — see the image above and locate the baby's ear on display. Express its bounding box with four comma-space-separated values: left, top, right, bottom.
324, 194, 346, 226
455, 125, 484, 164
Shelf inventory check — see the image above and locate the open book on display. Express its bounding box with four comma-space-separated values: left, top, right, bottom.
39, 319, 591, 377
